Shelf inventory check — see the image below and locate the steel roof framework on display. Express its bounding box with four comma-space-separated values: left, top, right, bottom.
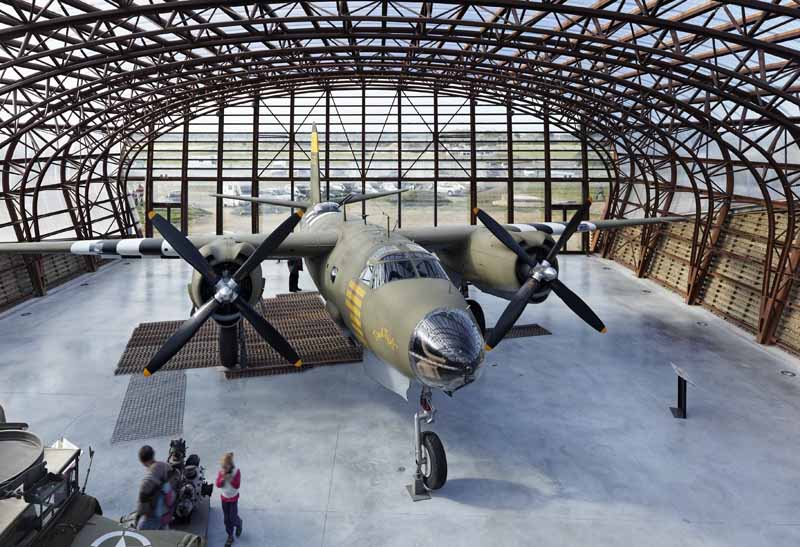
0, 0, 798, 342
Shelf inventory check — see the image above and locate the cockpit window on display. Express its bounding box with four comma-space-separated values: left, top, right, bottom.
374, 260, 416, 286
414, 259, 448, 280
370, 252, 449, 288
359, 265, 373, 285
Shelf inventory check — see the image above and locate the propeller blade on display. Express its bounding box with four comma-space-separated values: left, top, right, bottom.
485, 277, 539, 350
149, 212, 218, 284
545, 201, 591, 263
233, 211, 304, 283
234, 298, 302, 367
550, 279, 606, 333
473, 208, 537, 268
144, 297, 220, 376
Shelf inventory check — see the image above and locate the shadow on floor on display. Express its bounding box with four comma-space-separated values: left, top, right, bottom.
437, 477, 540, 510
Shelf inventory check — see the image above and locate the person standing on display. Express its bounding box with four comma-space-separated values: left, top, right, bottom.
216, 452, 242, 546
136, 445, 174, 530
288, 257, 303, 292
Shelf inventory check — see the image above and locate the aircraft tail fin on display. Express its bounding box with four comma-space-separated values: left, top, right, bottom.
310, 123, 322, 205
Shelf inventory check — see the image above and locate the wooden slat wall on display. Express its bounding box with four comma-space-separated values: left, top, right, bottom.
610, 226, 641, 270
610, 210, 800, 347
646, 220, 694, 296
42, 254, 89, 287
0, 255, 36, 311
772, 210, 800, 353
0, 254, 104, 311
696, 210, 782, 333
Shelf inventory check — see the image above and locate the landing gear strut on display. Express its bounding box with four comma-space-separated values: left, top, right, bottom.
219, 324, 239, 369
466, 299, 486, 336
407, 386, 447, 501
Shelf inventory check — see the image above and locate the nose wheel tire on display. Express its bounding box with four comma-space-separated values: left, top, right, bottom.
420, 431, 447, 490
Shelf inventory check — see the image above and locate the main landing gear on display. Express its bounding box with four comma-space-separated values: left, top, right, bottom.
407, 386, 447, 501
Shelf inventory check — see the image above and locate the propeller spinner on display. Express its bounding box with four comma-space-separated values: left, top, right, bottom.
143, 211, 304, 376
473, 203, 606, 350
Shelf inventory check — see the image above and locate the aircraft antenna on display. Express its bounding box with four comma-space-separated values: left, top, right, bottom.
81, 446, 95, 493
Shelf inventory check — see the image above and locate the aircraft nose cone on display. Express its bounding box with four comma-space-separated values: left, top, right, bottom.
409, 308, 485, 391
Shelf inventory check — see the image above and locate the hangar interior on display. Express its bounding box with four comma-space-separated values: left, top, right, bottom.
1, 1, 800, 546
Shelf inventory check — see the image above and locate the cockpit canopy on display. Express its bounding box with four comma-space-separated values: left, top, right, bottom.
359, 249, 449, 289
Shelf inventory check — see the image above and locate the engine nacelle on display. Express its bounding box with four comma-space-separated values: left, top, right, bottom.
187, 238, 264, 326
439, 228, 556, 303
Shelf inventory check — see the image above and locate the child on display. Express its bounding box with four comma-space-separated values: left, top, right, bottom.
216, 452, 242, 546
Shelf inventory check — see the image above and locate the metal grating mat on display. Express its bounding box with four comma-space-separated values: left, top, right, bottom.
111, 371, 186, 444
115, 292, 363, 378
486, 323, 551, 340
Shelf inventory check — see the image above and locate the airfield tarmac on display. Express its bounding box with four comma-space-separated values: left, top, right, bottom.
1, 255, 799, 546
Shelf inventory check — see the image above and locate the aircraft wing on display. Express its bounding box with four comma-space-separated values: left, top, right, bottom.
397, 215, 688, 249
0, 231, 339, 259
517, 215, 688, 235
210, 193, 310, 209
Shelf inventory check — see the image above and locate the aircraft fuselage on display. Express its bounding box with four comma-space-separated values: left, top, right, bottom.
298, 203, 485, 393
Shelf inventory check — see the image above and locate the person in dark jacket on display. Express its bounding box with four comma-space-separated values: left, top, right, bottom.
288, 257, 303, 292
136, 445, 173, 530
216, 452, 243, 546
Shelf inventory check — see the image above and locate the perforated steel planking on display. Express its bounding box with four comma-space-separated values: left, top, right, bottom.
111, 371, 186, 444
114, 292, 363, 378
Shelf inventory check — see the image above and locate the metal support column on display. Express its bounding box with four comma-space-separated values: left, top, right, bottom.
580, 124, 590, 252
397, 88, 402, 228
325, 90, 331, 201
362, 83, 367, 219
543, 107, 552, 223
180, 113, 189, 234
469, 96, 477, 225
289, 90, 295, 207
506, 101, 514, 224
251, 96, 260, 234
144, 124, 155, 237
433, 88, 439, 227
216, 103, 224, 235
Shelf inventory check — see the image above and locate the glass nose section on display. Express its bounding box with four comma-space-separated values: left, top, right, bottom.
409, 308, 485, 391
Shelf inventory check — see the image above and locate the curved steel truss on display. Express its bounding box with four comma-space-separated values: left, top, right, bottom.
0, 1, 798, 343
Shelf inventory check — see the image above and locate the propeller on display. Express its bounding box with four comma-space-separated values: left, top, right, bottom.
473, 203, 606, 351
143, 211, 303, 376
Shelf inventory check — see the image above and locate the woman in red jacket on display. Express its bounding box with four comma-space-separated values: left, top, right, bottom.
216, 452, 243, 546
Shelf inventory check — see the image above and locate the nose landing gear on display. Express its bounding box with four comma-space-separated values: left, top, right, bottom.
407, 386, 447, 501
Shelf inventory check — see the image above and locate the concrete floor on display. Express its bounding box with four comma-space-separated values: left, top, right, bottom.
2, 255, 800, 546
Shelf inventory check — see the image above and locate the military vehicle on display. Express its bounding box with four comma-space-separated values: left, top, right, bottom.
0, 405, 203, 547
0, 125, 684, 494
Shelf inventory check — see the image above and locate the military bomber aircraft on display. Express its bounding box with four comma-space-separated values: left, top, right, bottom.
0, 125, 685, 492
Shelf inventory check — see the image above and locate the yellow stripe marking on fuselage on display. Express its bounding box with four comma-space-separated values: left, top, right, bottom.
345, 299, 361, 318
346, 279, 366, 344
352, 283, 365, 298
345, 290, 362, 308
